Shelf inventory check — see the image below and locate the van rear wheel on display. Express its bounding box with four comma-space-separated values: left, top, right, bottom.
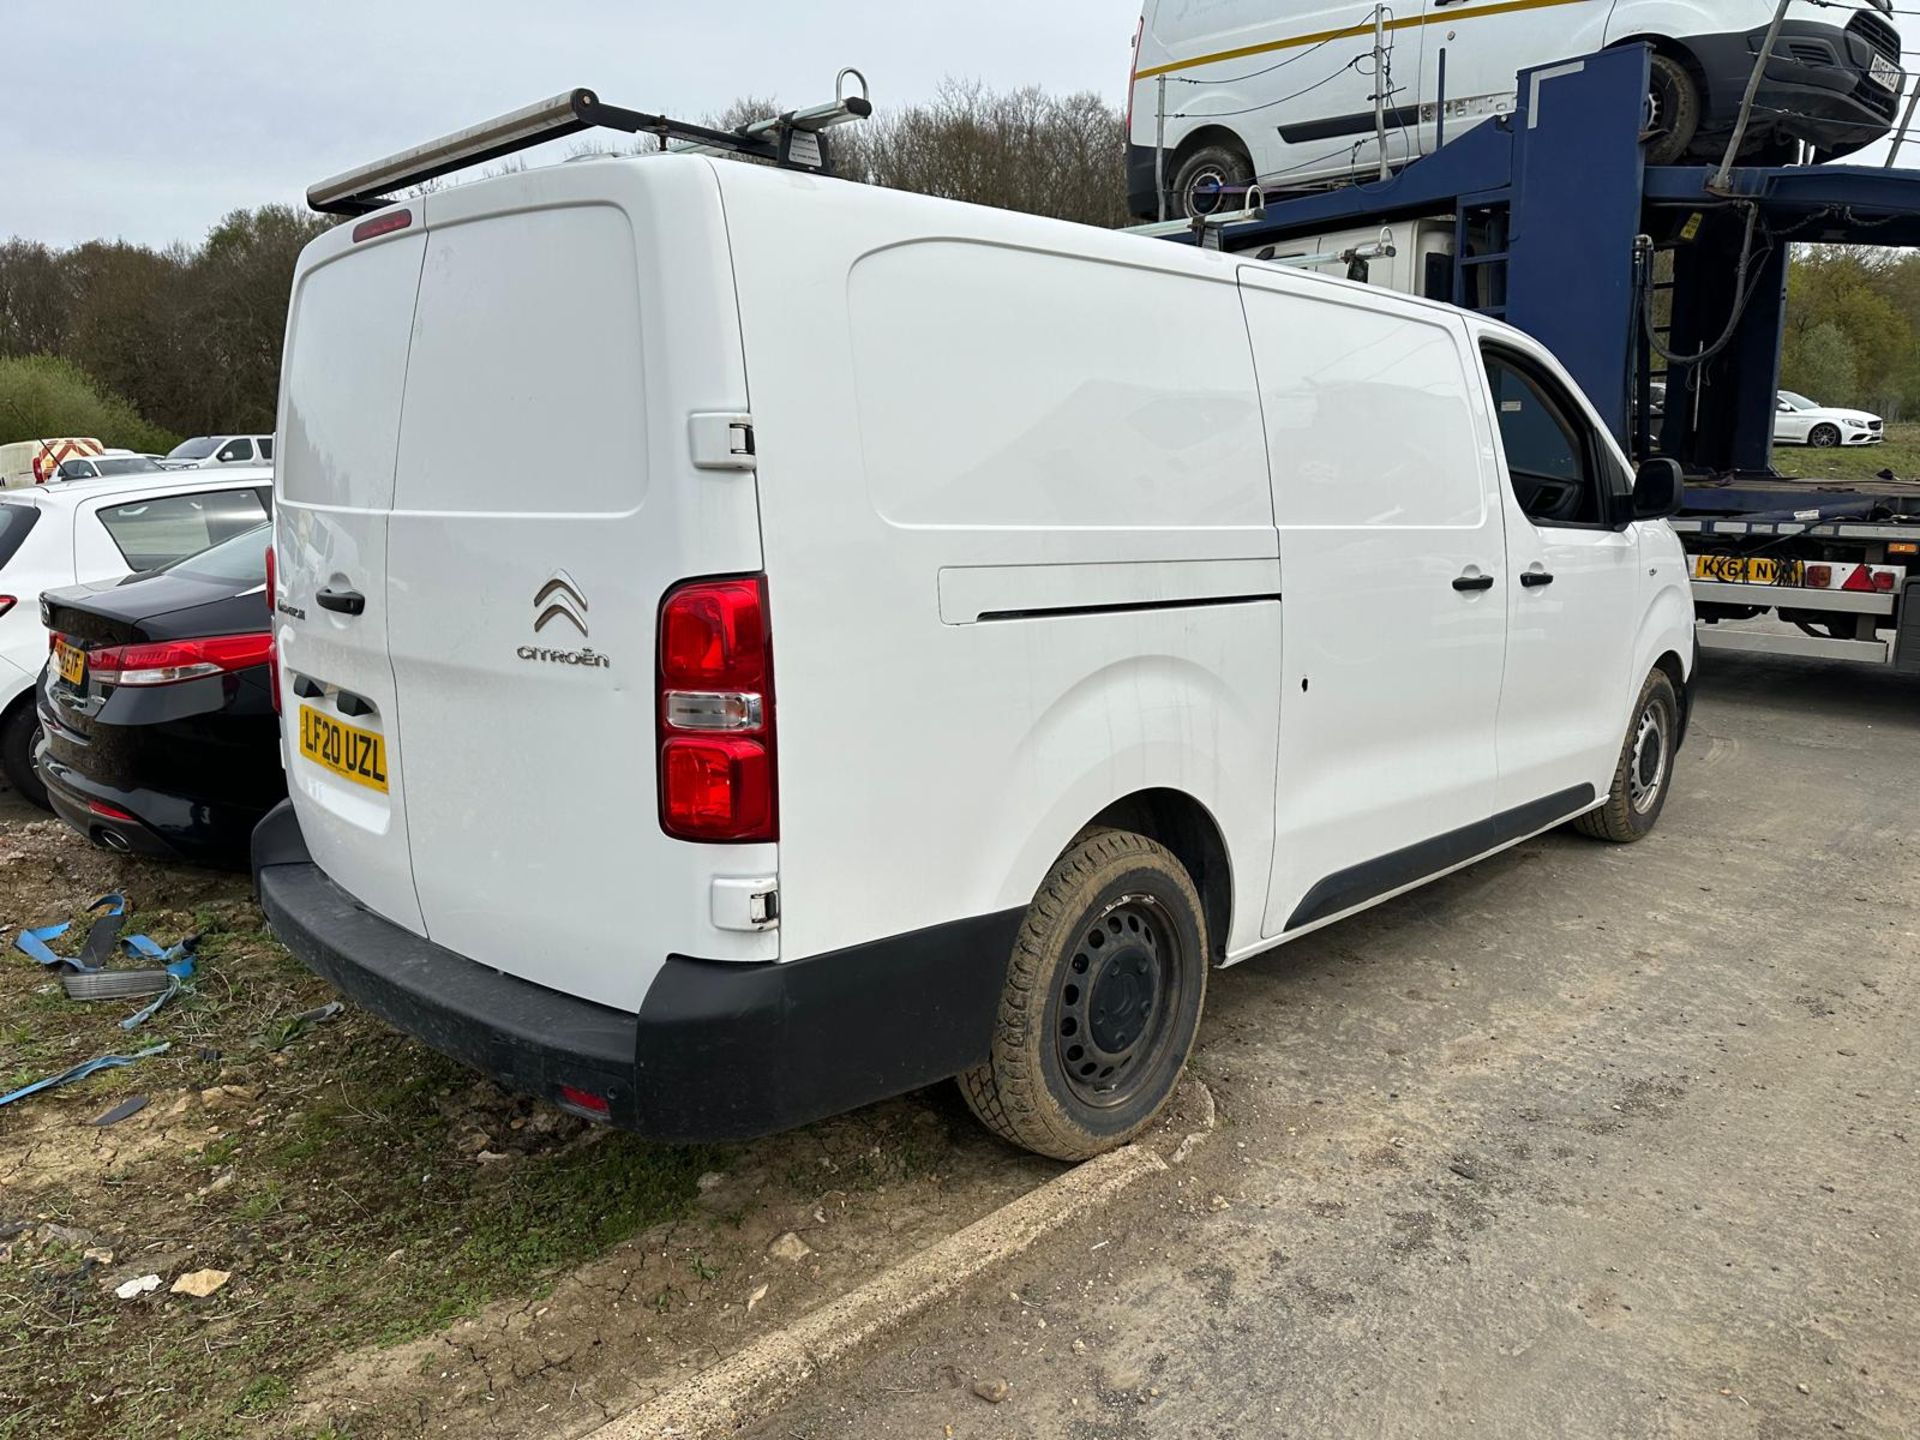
1575, 668, 1679, 843
1171, 144, 1254, 220
1645, 53, 1702, 166
961, 827, 1207, 1161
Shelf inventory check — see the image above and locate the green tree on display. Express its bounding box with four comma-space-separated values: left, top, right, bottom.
0, 353, 177, 452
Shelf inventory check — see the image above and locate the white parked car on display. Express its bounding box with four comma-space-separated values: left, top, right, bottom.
163, 434, 275, 468
256, 151, 1696, 1162
0, 469, 273, 804
1773, 390, 1884, 448
1126, 0, 1907, 218
51, 453, 168, 482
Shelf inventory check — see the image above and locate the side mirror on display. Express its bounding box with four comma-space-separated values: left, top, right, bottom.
1632, 457, 1684, 520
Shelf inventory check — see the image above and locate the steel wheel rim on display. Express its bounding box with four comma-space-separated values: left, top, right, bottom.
1629, 701, 1670, 815
1184, 166, 1231, 217
1054, 894, 1182, 1109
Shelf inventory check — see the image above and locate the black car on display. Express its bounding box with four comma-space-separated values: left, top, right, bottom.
37, 524, 281, 866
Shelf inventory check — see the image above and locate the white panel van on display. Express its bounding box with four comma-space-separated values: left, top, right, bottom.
256, 152, 1697, 1161
1126, 0, 1906, 218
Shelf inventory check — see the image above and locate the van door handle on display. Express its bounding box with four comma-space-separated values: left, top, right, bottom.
1520, 570, 1555, 588
1452, 573, 1495, 592
316, 587, 366, 616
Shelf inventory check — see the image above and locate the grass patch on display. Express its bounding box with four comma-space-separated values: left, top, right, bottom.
0, 857, 721, 1438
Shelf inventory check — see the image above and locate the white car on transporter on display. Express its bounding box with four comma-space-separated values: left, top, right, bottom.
254, 92, 1698, 1162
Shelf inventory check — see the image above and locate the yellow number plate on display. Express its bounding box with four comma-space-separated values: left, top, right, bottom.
298, 704, 389, 793
1692, 554, 1804, 586
54, 638, 86, 686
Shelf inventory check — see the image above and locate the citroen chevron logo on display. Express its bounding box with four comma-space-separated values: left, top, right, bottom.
533, 570, 589, 637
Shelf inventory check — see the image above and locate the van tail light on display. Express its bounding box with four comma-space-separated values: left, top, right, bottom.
265, 544, 282, 714
657, 576, 776, 842
89, 633, 274, 688
0, 595, 14, 619
1805, 564, 1831, 588
1873, 569, 1896, 592
1124, 14, 1145, 138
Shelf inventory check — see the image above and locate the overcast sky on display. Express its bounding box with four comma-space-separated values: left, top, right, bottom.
5, 2, 1919, 250
0, 0, 1137, 249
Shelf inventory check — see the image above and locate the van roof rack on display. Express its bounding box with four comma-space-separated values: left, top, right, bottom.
308, 69, 872, 216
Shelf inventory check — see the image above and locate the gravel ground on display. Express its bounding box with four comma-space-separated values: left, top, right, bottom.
740, 650, 1920, 1439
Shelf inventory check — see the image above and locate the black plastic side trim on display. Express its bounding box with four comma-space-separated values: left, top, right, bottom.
976, 593, 1282, 624
1278, 104, 1420, 144
1284, 784, 1596, 932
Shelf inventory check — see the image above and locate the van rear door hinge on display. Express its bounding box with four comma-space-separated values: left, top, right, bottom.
689, 412, 756, 471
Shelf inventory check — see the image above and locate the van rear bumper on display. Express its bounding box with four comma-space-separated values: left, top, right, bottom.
251, 801, 1019, 1142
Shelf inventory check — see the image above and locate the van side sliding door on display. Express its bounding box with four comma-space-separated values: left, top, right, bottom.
1238, 273, 1507, 938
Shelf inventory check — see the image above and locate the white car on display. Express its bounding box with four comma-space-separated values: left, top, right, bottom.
255, 145, 1697, 1162
1773, 390, 1883, 448
51, 453, 169, 482
163, 434, 275, 469
1126, 0, 1907, 219
0, 468, 273, 805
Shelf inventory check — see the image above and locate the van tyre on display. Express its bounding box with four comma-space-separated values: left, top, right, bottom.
1172, 144, 1254, 219
1645, 53, 1702, 165
1576, 668, 1679, 843
0, 701, 49, 811
961, 827, 1208, 1161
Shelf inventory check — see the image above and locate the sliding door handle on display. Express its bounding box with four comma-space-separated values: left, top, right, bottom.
1520, 570, 1555, 588
1452, 572, 1495, 592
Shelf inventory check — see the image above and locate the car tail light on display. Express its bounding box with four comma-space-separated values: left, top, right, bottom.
265, 544, 282, 714
657, 576, 775, 841
0, 595, 15, 619
88, 633, 274, 687
1805, 564, 1831, 588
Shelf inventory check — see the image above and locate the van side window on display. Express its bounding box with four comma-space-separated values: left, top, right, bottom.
96, 488, 270, 570
1481, 350, 1607, 528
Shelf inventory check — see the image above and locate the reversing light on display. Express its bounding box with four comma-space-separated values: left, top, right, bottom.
657, 576, 776, 842
351, 208, 413, 243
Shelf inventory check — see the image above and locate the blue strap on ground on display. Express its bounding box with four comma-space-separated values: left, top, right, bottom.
0, 1043, 169, 1109
13, 893, 126, 969
120, 951, 197, 1031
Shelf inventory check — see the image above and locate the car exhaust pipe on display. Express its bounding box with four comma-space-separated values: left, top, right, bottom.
95, 828, 132, 854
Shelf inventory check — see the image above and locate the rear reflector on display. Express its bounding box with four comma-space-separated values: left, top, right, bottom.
1891, 542, 1917, 556
88, 799, 135, 822
89, 632, 274, 687
351, 208, 413, 243
657, 577, 776, 842
556, 1085, 610, 1120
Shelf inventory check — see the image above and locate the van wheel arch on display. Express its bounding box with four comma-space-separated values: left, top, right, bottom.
1089, 789, 1232, 964
1609, 36, 1709, 163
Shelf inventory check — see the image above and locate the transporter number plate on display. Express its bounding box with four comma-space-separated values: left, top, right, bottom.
54, 638, 85, 686
1693, 554, 1804, 586
1871, 53, 1900, 93
299, 705, 388, 793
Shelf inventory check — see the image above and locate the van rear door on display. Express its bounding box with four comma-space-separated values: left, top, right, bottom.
275, 217, 429, 934
383, 161, 772, 1012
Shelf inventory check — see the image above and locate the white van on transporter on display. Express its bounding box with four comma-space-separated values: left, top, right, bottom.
255, 90, 1697, 1161
1126, 0, 1906, 218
